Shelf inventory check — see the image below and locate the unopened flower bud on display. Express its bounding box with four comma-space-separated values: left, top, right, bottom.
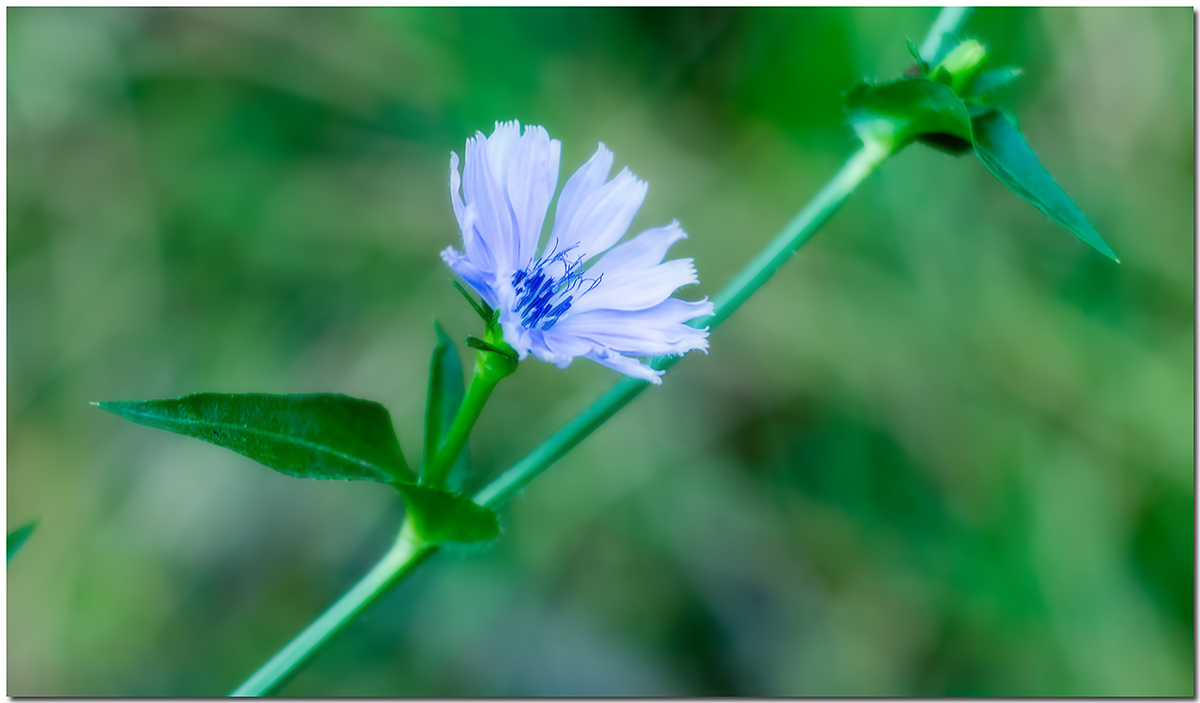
933, 39, 987, 95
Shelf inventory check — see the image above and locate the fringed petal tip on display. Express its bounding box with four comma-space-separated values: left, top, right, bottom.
687, 296, 716, 322
587, 348, 666, 385
439, 245, 461, 268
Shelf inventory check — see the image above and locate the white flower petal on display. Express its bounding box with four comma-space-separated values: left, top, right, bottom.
485, 120, 522, 186
454, 203, 498, 276
449, 151, 466, 228
560, 167, 647, 262
585, 348, 664, 384
528, 327, 588, 368
553, 297, 712, 357
586, 221, 687, 280
549, 143, 613, 248
441, 245, 499, 308
536, 326, 664, 382
506, 125, 560, 268
568, 258, 698, 314
464, 131, 519, 271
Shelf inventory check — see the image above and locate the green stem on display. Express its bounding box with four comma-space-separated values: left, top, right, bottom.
919, 6, 971, 63
230, 521, 434, 697
704, 139, 890, 331
230, 9, 971, 694
424, 324, 518, 488
423, 360, 499, 488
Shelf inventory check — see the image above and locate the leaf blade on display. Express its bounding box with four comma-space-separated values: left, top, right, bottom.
906, 38, 929, 75
7, 521, 36, 563
424, 321, 466, 482
970, 66, 1023, 101
96, 393, 414, 483
452, 280, 494, 323
972, 109, 1118, 262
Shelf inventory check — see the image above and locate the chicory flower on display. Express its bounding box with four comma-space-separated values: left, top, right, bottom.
442, 121, 712, 384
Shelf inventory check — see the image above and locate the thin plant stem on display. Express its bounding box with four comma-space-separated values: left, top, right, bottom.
423, 360, 500, 487
920, 6, 971, 62
231, 8, 971, 695
230, 522, 434, 697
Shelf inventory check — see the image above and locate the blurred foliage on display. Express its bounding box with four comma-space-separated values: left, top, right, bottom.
7, 7, 1193, 696
7, 521, 37, 563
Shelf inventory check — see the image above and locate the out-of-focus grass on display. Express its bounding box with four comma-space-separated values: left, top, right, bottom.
7, 7, 1193, 696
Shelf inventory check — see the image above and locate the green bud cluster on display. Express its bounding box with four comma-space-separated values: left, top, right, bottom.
932, 39, 988, 95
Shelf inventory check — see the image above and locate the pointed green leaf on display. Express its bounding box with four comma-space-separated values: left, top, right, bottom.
465, 335, 517, 360
846, 77, 973, 155
7, 521, 36, 563
394, 483, 499, 543
452, 280, 494, 323
966, 103, 995, 119
424, 321, 466, 482
972, 109, 1119, 262
970, 66, 1023, 101
95, 393, 414, 483
906, 38, 929, 75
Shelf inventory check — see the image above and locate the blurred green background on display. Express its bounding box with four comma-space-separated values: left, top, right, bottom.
7, 7, 1193, 696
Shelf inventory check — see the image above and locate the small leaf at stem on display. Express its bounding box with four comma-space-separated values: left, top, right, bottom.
906, 38, 929, 75
95, 393, 415, 483
972, 109, 1119, 262
7, 521, 36, 563
394, 483, 499, 543
966, 103, 995, 118
846, 76, 974, 155
424, 322, 468, 484
970, 66, 1023, 101
452, 281, 494, 323
465, 335, 518, 360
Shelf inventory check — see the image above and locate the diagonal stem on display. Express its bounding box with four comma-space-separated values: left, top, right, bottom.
230, 8, 971, 695
422, 357, 500, 488
919, 6, 971, 63
230, 522, 435, 696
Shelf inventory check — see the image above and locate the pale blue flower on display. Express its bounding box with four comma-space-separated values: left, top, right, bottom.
441, 120, 712, 384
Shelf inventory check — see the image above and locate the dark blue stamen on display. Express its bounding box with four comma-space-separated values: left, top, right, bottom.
511, 242, 602, 330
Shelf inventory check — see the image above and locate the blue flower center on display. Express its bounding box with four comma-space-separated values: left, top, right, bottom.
511, 243, 602, 331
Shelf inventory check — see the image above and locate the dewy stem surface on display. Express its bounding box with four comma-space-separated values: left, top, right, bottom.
231, 8, 969, 695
